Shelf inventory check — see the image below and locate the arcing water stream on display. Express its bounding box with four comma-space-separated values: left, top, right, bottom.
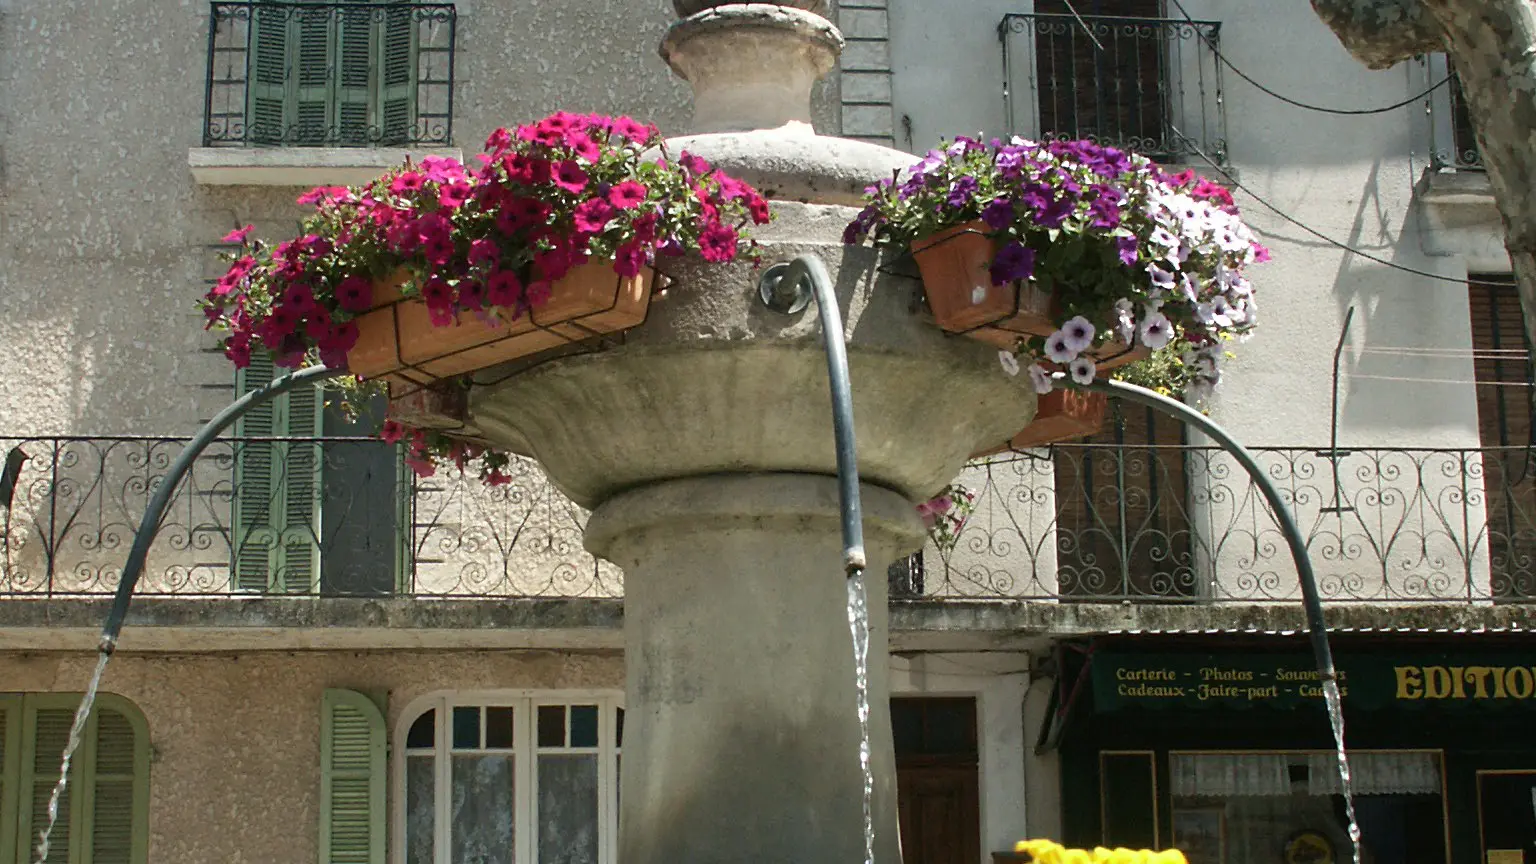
31, 651, 112, 864
847, 572, 875, 864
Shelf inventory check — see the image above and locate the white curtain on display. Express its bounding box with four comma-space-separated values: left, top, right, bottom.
1169, 752, 1441, 798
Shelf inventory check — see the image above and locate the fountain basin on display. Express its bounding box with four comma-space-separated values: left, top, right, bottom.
468, 202, 1039, 511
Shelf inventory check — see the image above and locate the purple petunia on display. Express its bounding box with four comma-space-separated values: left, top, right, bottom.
981, 199, 1015, 231
989, 241, 1036, 286
1116, 236, 1139, 267
947, 176, 978, 209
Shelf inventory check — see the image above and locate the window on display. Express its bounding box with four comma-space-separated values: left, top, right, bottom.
247, 0, 418, 146
232, 355, 406, 595
397, 694, 623, 864
1167, 750, 1448, 863
1033, 0, 1168, 156
1054, 399, 1193, 599
1468, 274, 1536, 599
0, 694, 150, 864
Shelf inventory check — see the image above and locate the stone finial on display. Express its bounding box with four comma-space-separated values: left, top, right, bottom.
661, 3, 843, 134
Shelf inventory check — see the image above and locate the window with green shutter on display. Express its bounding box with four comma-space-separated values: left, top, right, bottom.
232, 359, 406, 596
247, 0, 419, 147
321, 690, 386, 864
0, 694, 149, 864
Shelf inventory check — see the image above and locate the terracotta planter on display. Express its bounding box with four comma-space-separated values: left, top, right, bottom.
970, 388, 1107, 457
347, 261, 653, 385
909, 221, 1149, 371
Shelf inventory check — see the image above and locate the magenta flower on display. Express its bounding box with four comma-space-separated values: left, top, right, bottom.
439, 181, 473, 209
610, 116, 653, 144
390, 172, 426, 195
553, 160, 588, 193
484, 127, 511, 153
222, 225, 254, 245
607, 181, 648, 210
613, 241, 647, 278
458, 279, 486, 310
422, 276, 454, 314
988, 241, 1035, 285
422, 234, 456, 266
421, 155, 465, 184
468, 238, 500, 267
380, 420, 406, 444
486, 270, 523, 307
225, 335, 252, 368
573, 198, 614, 234
333, 276, 372, 312
564, 131, 602, 162
679, 151, 711, 176
698, 223, 739, 263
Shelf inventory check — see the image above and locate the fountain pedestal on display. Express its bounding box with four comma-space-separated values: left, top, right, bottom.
467, 3, 1039, 861
587, 474, 910, 864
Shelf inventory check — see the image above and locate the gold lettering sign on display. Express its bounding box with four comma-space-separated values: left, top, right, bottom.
1394, 666, 1536, 701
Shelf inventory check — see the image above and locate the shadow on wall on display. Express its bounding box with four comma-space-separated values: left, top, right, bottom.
1329, 162, 1482, 446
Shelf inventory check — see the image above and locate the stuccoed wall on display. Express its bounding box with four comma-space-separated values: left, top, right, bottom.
0, 0, 836, 438
883, 0, 1499, 600
4, 649, 624, 863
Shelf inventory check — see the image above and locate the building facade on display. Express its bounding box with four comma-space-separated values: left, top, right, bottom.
0, 0, 1529, 863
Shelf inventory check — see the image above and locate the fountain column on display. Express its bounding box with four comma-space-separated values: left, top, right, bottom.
468, 2, 1038, 861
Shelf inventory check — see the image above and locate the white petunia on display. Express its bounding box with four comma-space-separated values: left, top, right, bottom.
1060, 316, 1096, 354
1044, 330, 1078, 364
1027, 363, 1054, 395
998, 350, 1020, 376
1069, 356, 1097, 385
1140, 311, 1173, 350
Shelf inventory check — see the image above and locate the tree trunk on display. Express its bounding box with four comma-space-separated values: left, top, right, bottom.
1310, 0, 1536, 357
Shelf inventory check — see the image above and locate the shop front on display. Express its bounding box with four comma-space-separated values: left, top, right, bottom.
1050, 636, 1536, 864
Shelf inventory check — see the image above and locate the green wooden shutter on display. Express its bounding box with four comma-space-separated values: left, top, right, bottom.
0, 696, 19, 864
247, 4, 292, 144
280, 375, 324, 594
234, 356, 323, 593
293, 4, 338, 144
319, 690, 386, 864
87, 709, 145, 864
335, 6, 375, 145
376, 5, 416, 145
17, 705, 77, 864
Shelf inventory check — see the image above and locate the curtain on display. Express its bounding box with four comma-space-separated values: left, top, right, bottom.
1169, 752, 1442, 798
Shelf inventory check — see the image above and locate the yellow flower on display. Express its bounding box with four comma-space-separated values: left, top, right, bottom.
1148, 850, 1188, 864
1016, 839, 1062, 859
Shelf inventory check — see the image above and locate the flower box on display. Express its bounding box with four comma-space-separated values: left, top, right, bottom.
347, 261, 654, 385
971, 388, 1107, 457
911, 221, 1146, 372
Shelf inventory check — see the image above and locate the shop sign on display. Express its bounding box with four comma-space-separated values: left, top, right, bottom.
1093, 652, 1536, 712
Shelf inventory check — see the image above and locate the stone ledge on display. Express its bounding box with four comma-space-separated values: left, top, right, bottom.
1, 596, 1529, 652
188, 146, 463, 186
1416, 166, 1495, 206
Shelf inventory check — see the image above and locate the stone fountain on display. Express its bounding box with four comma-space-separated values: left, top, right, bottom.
468, 2, 1037, 861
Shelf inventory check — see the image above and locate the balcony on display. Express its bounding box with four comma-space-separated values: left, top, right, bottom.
2, 435, 1533, 607
998, 10, 1226, 164
1429, 68, 1483, 172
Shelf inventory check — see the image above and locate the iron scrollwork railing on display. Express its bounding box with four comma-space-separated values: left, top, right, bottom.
901, 445, 1536, 604
4, 435, 1535, 604
1428, 67, 1484, 171
204, 1, 456, 148
0, 436, 618, 598
998, 11, 1226, 163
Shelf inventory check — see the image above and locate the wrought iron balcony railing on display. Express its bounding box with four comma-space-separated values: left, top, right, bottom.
204, 1, 456, 148
999, 11, 1226, 164
1428, 67, 1484, 171
2, 436, 1533, 604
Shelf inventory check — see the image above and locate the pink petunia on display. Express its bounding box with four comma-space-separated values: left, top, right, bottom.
458, 279, 487, 310
525, 279, 552, 307
613, 241, 647, 278
553, 161, 588, 193
404, 453, 437, 478
438, 180, 473, 209
422, 276, 454, 311
334, 275, 374, 312
697, 223, 739, 263
564, 131, 602, 162
422, 234, 456, 266
380, 420, 406, 444
679, 151, 711, 176
468, 238, 500, 267
281, 283, 318, 316
484, 127, 512, 153
420, 155, 465, 184
486, 269, 523, 307
573, 198, 614, 234
222, 224, 254, 245
504, 154, 551, 186
609, 116, 653, 144
607, 181, 647, 210
225, 335, 252, 368
415, 213, 453, 243
390, 172, 427, 195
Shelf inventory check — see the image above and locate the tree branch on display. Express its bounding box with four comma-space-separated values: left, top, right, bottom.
1308, 0, 1444, 68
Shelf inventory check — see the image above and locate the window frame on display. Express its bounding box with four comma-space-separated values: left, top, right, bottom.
0, 693, 150, 864
391, 690, 624, 864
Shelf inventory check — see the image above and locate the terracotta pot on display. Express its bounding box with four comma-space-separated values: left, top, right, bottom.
909, 221, 1151, 371
347, 261, 653, 384
970, 389, 1108, 457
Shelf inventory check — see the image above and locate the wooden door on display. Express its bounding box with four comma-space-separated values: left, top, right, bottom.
893, 697, 982, 864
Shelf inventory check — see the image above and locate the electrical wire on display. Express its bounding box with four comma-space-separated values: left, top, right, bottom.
1350, 373, 1533, 386
1171, 128, 1513, 288
1165, 0, 1453, 115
